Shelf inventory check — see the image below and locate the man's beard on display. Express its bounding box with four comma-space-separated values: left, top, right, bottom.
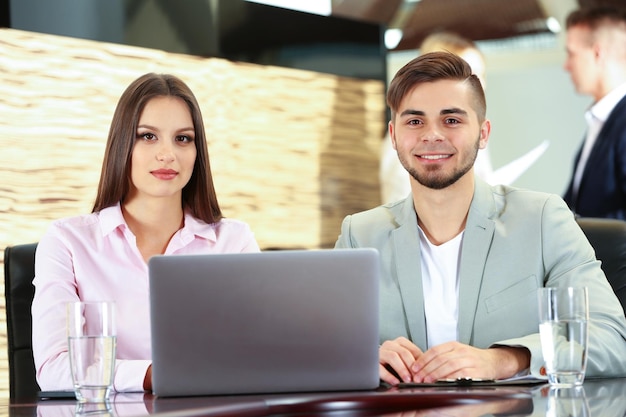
398, 135, 480, 190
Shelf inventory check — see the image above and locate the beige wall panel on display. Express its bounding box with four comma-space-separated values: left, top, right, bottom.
0, 28, 386, 398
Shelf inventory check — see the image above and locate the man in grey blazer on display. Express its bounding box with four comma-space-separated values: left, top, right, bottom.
335, 51, 626, 385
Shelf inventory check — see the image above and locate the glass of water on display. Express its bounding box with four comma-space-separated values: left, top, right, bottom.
67, 301, 117, 403
538, 287, 589, 386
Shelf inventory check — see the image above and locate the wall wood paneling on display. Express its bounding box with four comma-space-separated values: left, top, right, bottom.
0, 28, 386, 398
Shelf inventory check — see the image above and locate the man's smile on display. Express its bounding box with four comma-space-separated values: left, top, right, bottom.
418, 154, 452, 160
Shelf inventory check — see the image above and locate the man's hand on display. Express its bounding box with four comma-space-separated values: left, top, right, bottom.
379, 337, 423, 385
410, 342, 530, 383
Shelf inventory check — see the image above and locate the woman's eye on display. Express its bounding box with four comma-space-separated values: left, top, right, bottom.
138, 133, 156, 141
176, 135, 194, 143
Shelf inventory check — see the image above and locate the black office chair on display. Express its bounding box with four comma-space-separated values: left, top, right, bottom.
4, 243, 40, 401
576, 217, 626, 314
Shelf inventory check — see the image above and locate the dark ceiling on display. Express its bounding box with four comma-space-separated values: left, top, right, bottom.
331, 0, 626, 51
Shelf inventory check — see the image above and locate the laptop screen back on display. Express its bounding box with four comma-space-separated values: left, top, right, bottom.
149, 248, 380, 397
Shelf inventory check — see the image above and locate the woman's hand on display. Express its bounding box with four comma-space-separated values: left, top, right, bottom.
143, 365, 152, 391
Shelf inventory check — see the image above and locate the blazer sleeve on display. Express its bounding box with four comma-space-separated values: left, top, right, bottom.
494, 195, 626, 378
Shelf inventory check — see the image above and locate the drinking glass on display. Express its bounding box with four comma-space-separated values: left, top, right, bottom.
538, 287, 589, 386
67, 301, 116, 403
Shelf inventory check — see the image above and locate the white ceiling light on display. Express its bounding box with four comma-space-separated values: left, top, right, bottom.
546, 16, 561, 33
385, 28, 403, 50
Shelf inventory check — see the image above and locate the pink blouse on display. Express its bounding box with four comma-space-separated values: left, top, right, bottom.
32, 203, 260, 392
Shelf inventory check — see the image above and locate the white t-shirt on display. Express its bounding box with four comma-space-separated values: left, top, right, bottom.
418, 226, 463, 348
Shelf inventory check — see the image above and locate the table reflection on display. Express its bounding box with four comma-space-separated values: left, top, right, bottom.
529, 378, 626, 417
379, 397, 533, 417
545, 386, 589, 417
36, 393, 151, 417
29, 378, 626, 417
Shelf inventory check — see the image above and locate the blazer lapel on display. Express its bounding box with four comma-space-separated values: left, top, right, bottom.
457, 180, 496, 345
391, 197, 428, 347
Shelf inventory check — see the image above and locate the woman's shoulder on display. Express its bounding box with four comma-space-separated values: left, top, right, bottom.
49, 205, 122, 228
42, 206, 122, 243
203, 218, 259, 252
211, 217, 254, 233
187, 214, 251, 230
187, 215, 255, 240
47, 211, 100, 230
216, 217, 251, 225
37, 212, 103, 256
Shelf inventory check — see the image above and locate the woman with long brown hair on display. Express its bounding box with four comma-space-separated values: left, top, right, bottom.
32, 73, 259, 393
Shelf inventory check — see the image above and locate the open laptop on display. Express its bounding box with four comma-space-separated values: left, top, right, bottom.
148, 248, 380, 397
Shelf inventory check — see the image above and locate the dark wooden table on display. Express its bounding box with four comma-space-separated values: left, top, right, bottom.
7, 378, 626, 416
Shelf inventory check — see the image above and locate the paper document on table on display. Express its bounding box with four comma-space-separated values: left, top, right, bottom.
397, 375, 547, 388
487, 140, 550, 186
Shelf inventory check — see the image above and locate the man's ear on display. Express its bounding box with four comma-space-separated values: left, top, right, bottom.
478, 119, 491, 150
592, 38, 605, 61
389, 120, 397, 150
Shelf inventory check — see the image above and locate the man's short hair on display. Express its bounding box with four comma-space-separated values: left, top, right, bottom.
386, 51, 486, 122
566, 6, 626, 31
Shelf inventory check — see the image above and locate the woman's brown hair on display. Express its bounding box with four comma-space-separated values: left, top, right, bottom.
92, 73, 222, 223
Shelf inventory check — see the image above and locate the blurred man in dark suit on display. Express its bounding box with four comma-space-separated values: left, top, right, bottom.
563, 6, 626, 219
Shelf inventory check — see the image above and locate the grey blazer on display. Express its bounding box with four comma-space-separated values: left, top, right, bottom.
335, 179, 626, 377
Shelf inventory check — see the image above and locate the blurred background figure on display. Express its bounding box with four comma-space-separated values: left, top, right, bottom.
419, 31, 487, 87
379, 31, 492, 204
562, 5, 626, 219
